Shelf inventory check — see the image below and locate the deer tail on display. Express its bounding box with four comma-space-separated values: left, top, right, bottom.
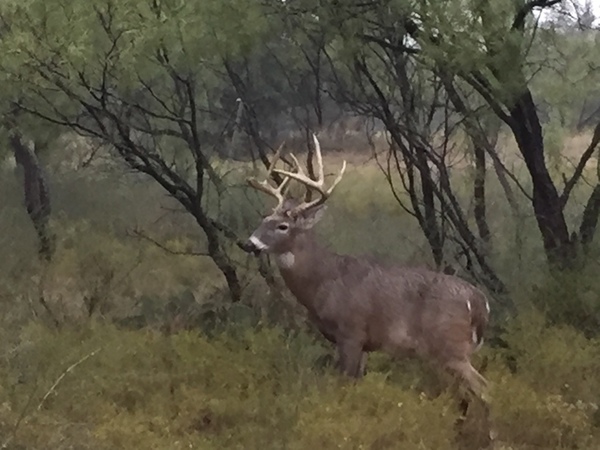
468, 292, 490, 352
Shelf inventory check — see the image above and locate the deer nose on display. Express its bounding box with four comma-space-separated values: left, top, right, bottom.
241, 240, 258, 254
242, 236, 266, 255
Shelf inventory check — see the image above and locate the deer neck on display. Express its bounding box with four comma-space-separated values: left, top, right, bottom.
275, 231, 331, 311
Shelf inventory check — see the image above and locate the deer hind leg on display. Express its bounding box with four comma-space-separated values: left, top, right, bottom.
336, 340, 365, 378
358, 352, 368, 377
446, 359, 495, 445
446, 359, 488, 400
443, 359, 489, 421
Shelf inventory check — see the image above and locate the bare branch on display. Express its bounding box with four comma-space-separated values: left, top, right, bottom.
38, 348, 102, 411
561, 121, 600, 206
129, 228, 209, 257
513, 0, 563, 30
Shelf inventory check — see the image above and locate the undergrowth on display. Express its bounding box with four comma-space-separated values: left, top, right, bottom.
2, 137, 600, 449
0, 312, 599, 450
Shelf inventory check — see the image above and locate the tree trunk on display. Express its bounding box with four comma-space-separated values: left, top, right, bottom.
10, 130, 59, 327
579, 184, 600, 250
508, 91, 574, 268
473, 143, 491, 245
192, 211, 242, 303
577, 122, 600, 250
10, 131, 55, 262
440, 72, 492, 247
415, 149, 444, 267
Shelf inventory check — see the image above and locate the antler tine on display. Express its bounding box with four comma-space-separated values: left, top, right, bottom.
247, 177, 289, 206
246, 143, 291, 210
272, 133, 347, 213
266, 142, 284, 175
326, 160, 347, 195
313, 133, 325, 185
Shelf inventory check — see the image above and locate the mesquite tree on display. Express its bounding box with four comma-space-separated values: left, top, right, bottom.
274, 0, 600, 279
0, 0, 273, 302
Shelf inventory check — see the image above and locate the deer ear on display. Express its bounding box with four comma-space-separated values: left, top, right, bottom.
297, 204, 327, 229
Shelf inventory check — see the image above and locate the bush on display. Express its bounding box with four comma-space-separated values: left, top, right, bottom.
500, 306, 600, 402
0, 323, 457, 449
290, 374, 458, 450
489, 369, 597, 449
527, 271, 600, 337
1, 315, 599, 450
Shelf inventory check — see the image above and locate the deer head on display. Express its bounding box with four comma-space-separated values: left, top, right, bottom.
244, 134, 346, 257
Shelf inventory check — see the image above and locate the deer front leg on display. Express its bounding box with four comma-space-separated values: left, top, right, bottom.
336, 340, 364, 378
334, 349, 368, 377
358, 352, 368, 376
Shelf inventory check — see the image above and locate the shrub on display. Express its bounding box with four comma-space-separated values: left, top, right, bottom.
527, 271, 600, 337
499, 306, 600, 403
0, 323, 459, 449
489, 367, 597, 449
290, 373, 459, 450
2, 316, 600, 449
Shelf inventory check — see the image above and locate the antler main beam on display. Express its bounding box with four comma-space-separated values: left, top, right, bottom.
273, 134, 347, 213
247, 134, 347, 214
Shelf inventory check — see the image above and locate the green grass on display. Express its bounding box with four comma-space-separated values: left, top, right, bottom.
0, 317, 599, 449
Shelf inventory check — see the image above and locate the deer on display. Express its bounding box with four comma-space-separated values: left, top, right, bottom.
243, 134, 492, 420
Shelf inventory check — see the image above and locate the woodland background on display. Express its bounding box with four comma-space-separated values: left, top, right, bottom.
1, 0, 600, 448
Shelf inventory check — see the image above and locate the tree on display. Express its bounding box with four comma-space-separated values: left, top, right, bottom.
281, 0, 600, 277
8, 129, 55, 262
0, 0, 277, 302
3, 0, 600, 312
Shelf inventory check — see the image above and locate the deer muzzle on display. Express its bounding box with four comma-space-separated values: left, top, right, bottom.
242, 235, 267, 256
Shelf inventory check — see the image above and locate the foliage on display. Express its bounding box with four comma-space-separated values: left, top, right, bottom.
2, 0, 600, 289
0, 0, 283, 303
532, 24, 600, 130
1, 312, 600, 450
1, 0, 600, 449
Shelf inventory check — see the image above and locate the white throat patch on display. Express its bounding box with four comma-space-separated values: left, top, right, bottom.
276, 252, 295, 269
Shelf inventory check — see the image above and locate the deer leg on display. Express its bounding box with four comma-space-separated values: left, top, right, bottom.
443, 360, 488, 421
446, 359, 488, 400
335, 350, 367, 377
358, 352, 368, 377
446, 359, 496, 444
336, 341, 364, 378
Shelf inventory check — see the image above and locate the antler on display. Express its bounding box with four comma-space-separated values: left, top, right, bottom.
247, 135, 347, 215
247, 143, 291, 211
273, 134, 347, 214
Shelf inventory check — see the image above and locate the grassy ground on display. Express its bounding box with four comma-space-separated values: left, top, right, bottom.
1, 130, 600, 448
0, 316, 599, 449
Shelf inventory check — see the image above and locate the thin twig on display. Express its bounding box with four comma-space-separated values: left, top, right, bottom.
128, 227, 209, 257
37, 348, 102, 411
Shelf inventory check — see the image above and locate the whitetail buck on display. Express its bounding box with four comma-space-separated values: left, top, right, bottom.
244, 134, 491, 410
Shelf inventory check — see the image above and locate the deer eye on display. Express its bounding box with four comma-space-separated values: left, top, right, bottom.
277, 223, 289, 231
